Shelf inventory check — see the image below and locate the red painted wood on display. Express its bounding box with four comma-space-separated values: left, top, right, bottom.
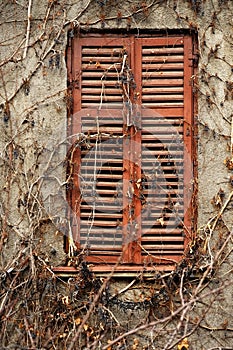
64, 34, 195, 272
53, 264, 175, 273
183, 35, 194, 252
132, 38, 143, 264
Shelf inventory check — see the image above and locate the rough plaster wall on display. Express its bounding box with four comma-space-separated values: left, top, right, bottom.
0, 0, 70, 266
0, 0, 233, 349
0, 0, 232, 258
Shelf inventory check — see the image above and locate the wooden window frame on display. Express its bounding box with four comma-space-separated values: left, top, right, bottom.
54, 32, 197, 275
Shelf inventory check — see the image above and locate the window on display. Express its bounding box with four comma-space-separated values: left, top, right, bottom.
66, 33, 195, 272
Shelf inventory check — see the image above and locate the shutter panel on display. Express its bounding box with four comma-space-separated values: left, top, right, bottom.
70, 37, 132, 264
134, 36, 192, 264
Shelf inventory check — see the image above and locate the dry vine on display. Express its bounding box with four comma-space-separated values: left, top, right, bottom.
0, 0, 233, 349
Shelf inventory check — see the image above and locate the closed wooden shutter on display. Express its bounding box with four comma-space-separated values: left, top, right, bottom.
134, 37, 193, 265
67, 34, 194, 271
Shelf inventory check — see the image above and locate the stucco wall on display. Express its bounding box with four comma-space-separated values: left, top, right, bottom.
0, 1, 232, 349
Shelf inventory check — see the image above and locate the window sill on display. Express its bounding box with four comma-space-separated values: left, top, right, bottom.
52, 264, 175, 277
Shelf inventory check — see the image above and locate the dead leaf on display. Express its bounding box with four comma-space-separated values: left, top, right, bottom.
177, 337, 189, 350
212, 188, 225, 207
83, 324, 89, 331
224, 157, 233, 170
158, 217, 165, 226
61, 296, 69, 305
95, 61, 101, 69
132, 337, 139, 349
107, 339, 112, 350
136, 179, 141, 189
75, 317, 82, 325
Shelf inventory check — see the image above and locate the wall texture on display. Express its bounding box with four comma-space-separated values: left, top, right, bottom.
0, 1, 232, 349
